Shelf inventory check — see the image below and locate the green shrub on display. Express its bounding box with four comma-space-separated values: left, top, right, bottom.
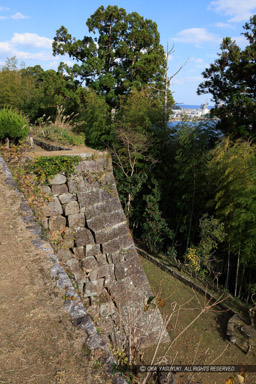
0, 107, 29, 142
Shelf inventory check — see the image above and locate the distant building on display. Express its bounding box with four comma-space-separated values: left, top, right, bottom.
170, 101, 210, 120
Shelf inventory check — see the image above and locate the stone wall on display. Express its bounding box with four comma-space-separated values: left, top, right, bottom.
41, 152, 169, 348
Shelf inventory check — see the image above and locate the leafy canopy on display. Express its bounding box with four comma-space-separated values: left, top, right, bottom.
53, 5, 166, 108
198, 15, 256, 139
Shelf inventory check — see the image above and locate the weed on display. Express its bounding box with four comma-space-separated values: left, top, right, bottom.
32, 106, 85, 146
27, 155, 81, 184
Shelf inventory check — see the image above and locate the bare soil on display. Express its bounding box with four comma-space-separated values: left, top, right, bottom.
0, 160, 108, 384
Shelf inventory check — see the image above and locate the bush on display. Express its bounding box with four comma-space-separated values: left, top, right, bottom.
0, 107, 29, 142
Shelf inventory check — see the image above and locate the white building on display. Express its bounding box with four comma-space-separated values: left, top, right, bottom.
170, 101, 210, 120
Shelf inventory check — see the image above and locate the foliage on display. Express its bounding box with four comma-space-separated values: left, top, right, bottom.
0, 107, 29, 142
28, 155, 81, 183
186, 247, 200, 272
196, 214, 226, 273
53, 5, 166, 109
208, 138, 256, 297
112, 88, 163, 223
141, 179, 174, 253
110, 346, 129, 366
198, 15, 256, 140
173, 120, 219, 250
31, 106, 85, 146
0, 58, 83, 123
79, 90, 113, 149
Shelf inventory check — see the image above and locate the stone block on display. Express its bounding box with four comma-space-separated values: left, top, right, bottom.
62, 228, 75, 248
67, 175, 85, 193
95, 254, 107, 267
73, 246, 85, 259
84, 282, 98, 296
48, 215, 66, 232
82, 256, 98, 271
99, 198, 122, 214
97, 264, 115, 279
58, 192, 76, 205
42, 196, 63, 217
94, 223, 127, 244
56, 249, 73, 263
40, 185, 51, 195
87, 269, 98, 281
124, 253, 144, 276
41, 217, 48, 229
114, 262, 129, 281
76, 160, 98, 173
85, 244, 101, 257
67, 213, 85, 228
51, 184, 68, 195
107, 277, 135, 300
102, 234, 134, 254
99, 302, 115, 317
90, 278, 104, 292
130, 273, 148, 288
75, 228, 94, 247
102, 171, 115, 185
77, 190, 101, 208
87, 210, 125, 232
49, 173, 67, 185
66, 258, 81, 274
64, 200, 80, 216
100, 188, 118, 202
111, 251, 125, 264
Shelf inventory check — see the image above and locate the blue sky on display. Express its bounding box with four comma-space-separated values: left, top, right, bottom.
1, 0, 256, 104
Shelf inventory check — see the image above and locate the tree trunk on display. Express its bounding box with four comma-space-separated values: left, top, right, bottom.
238, 265, 245, 298
224, 243, 230, 290
234, 248, 240, 297
164, 42, 169, 124
246, 270, 252, 303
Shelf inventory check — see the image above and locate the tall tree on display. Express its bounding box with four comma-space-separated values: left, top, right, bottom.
52, 5, 166, 108
208, 138, 256, 297
198, 15, 256, 139
172, 121, 219, 250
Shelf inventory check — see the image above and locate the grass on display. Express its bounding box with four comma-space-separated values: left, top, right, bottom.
136, 239, 250, 323
31, 105, 85, 147
140, 256, 256, 384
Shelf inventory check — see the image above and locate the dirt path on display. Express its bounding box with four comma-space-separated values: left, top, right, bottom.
0, 160, 106, 384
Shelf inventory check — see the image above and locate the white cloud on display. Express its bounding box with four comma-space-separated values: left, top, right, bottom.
11, 12, 28, 20
0, 41, 14, 56
172, 28, 220, 46
0, 33, 55, 64
209, 0, 256, 22
11, 33, 52, 49
0, 7, 29, 20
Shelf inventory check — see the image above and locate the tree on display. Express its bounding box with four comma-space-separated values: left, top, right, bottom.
80, 89, 112, 149
0, 57, 23, 109
208, 138, 256, 297
197, 15, 256, 139
52, 5, 166, 108
111, 88, 159, 221
173, 121, 219, 250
